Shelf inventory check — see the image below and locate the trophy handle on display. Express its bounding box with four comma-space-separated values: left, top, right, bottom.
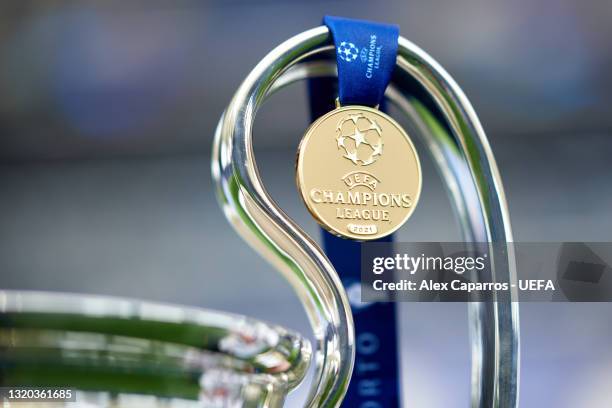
213, 26, 520, 407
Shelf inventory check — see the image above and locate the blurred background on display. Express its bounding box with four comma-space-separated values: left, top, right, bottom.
1, 1, 611, 407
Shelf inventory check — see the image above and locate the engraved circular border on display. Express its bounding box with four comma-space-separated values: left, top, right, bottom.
296, 105, 423, 240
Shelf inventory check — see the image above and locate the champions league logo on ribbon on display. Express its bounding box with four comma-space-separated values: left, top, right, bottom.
337, 41, 359, 62
323, 15, 399, 107
336, 36, 384, 79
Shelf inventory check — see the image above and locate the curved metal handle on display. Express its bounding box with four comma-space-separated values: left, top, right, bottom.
213, 26, 520, 407
212, 28, 356, 408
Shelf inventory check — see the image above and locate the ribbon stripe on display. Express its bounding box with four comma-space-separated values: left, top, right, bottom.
324, 15, 399, 107
306, 15, 401, 407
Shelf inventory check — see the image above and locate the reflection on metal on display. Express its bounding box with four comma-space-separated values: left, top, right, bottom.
213, 26, 519, 407
0, 290, 311, 407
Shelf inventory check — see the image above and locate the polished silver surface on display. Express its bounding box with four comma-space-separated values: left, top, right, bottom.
0, 290, 311, 407
213, 26, 519, 407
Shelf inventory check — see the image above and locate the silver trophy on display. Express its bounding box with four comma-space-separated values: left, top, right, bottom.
0, 26, 519, 408
213, 26, 520, 407
0, 290, 311, 407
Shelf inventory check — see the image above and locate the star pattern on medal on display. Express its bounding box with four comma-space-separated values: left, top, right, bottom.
336, 113, 384, 166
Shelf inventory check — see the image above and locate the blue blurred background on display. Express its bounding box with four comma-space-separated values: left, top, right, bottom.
1, 1, 611, 406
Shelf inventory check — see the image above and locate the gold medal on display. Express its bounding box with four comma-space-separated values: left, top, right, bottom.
296, 105, 421, 240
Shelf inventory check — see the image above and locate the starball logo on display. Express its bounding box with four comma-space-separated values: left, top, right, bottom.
337, 35, 383, 80
337, 41, 359, 62
335, 113, 383, 166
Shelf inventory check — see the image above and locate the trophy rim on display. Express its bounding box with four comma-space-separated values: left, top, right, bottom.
0, 289, 312, 387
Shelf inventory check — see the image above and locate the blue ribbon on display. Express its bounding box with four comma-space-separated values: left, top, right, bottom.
323, 15, 399, 107
306, 16, 401, 407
